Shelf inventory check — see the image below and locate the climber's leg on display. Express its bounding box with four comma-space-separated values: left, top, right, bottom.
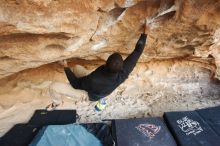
47, 82, 87, 110
95, 97, 108, 111
46, 88, 64, 110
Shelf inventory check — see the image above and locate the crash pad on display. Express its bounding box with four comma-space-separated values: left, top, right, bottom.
164, 106, 220, 146
112, 117, 177, 146
29, 109, 76, 126
0, 109, 76, 146
0, 124, 40, 146
29, 124, 102, 146
196, 105, 220, 136
80, 123, 114, 146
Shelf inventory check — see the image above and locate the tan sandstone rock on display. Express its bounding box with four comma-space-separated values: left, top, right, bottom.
0, 0, 219, 79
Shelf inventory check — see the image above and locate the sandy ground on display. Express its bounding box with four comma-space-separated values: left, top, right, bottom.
0, 61, 220, 137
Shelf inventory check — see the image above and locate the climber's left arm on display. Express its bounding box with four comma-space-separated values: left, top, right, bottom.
64, 67, 81, 89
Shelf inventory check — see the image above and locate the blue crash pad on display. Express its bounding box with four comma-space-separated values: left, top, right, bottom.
196, 105, 220, 136
29, 124, 102, 146
164, 106, 220, 146
112, 117, 177, 146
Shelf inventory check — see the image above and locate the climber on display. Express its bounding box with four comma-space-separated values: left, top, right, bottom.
47, 21, 150, 111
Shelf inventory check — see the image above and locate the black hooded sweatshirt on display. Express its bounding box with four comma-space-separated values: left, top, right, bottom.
64, 33, 147, 101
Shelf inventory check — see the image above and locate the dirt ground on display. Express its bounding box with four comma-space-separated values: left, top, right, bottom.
0, 61, 220, 137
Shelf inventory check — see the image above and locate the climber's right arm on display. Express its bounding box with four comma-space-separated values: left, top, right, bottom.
122, 33, 147, 78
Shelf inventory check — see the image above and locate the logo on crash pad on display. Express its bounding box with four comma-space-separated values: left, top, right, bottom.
136, 124, 161, 139
177, 116, 203, 136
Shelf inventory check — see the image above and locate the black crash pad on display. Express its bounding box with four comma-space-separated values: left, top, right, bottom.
112, 117, 177, 146
28, 109, 76, 126
164, 106, 220, 146
80, 123, 114, 146
0, 124, 40, 146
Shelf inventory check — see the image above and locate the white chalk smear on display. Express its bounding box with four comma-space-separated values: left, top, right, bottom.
123, 0, 135, 8
65, 37, 84, 52
147, 5, 176, 25
91, 40, 107, 51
